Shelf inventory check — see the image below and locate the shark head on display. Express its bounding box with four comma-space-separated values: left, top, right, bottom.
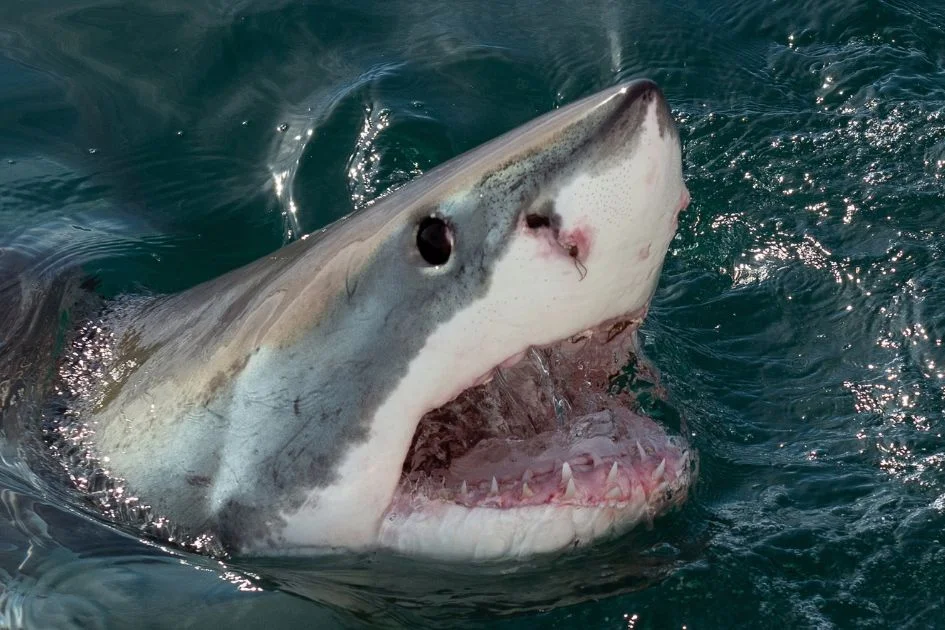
74, 80, 691, 561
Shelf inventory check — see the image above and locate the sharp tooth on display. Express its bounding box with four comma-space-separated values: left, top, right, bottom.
522, 469, 532, 483
653, 459, 666, 480
636, 440, 647, 460
490, 476, 499, 496
561, 462, 573, 484
563, 477, 577, 499
460, 480, 468, 496
522, 482, 534, 498
605, 486, 622, 500
606, 461, 619, 486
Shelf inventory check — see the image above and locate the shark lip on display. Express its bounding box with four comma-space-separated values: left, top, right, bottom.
385, 310, 695, 550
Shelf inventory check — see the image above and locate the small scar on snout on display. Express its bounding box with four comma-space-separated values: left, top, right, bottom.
293, 397, 301, 416
567, 244, 588, 280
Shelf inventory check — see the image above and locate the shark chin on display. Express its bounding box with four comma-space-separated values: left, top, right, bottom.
48, 79, 692, 561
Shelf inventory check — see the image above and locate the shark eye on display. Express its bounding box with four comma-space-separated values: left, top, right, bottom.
416, 216, 452, 266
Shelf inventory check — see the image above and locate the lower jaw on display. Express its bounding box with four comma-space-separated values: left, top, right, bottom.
377, 467, 691, 561
377, 503, 633, 560
380, 311, 695, 560
379, 410, 694, 560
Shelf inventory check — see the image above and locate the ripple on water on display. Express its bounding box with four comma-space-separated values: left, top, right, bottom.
646, 8, 945, 625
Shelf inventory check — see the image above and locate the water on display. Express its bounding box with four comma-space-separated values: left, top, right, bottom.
0, 0, 944, 627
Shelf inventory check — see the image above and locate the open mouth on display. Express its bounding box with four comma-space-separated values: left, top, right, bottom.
382, 310, 696, 555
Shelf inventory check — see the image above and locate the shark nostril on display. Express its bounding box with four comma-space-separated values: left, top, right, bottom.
525, 213, 551, 229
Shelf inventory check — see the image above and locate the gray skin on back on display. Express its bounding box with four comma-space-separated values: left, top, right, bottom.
51, 81, 674, 549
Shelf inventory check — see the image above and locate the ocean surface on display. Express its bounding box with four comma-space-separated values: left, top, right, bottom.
1, 0, 944, 628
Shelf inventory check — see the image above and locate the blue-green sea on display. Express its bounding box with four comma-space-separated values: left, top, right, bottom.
1, 0, 944, 628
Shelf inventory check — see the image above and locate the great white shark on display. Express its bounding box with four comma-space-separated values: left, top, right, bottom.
48, 79, 692, 560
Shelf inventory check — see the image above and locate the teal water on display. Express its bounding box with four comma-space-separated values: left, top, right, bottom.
1, 0, 944, 627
